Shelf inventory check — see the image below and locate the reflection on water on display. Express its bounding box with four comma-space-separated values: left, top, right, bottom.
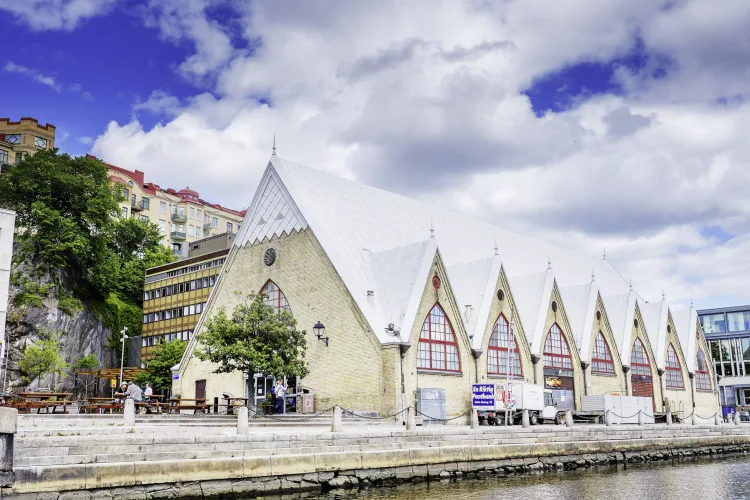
274, 454, 750, 500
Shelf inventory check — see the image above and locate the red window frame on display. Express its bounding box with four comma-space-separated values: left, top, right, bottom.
695, 348, 712, 391
665, 343, 685, 389
487, 314, 522, 377
543, 323, 572, 370
417, 303, 462, 373
591, 332, 615, 374
260, 280, 291, 313
630, 338, 651, 376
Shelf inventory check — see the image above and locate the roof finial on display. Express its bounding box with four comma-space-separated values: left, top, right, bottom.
272, 133, 276, 156
591, 269, 595, 283
493, 239, 499, 256
690, 296, 694, 309
603, 247, 606, 260
430, 220, 435, 239
661, 287, 665, 301
547, 257, 552, 270
629, 278, 633, 291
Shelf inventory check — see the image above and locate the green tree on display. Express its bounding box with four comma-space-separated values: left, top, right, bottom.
196, 292, 309, 378
72, 354, 101, 371
134, 340, 187, 394
19, 331, 68, 385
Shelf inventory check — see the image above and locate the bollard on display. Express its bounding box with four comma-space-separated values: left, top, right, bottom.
237, 406, 249, 435
331, 406, 343, 433
666, 411, 672, 426
565, 410, 574, 428
715, 413, 721, 426
406, 406, 416, 431
470, 408, 479, 430
638, 410, 645, 427
124, 399, 135, 427
691, 413, 697, 426
0, 407, 18, 488
522, 409, 530, 428
735, 412, 741, 426
605, 410, 611, 427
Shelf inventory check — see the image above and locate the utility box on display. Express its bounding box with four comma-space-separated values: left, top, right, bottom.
297, 389, 315, 414
416, 388, 446, 425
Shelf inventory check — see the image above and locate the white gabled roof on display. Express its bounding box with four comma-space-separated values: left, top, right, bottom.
602, 290, 637, 364
559, 282, 598, 361
508, 269, 554, 354
448, 256, 501, 350
671, 307, 698, 372
640, 298, 669, 370
236, 156, 634, 345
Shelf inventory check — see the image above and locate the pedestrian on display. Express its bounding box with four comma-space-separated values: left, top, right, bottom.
144, 383, 153, 401
115, 380, 143, 402
274, 379, 287, 414
115, 382, 128, 403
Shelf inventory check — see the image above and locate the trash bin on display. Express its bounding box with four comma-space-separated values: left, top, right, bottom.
297, 389, 314, 414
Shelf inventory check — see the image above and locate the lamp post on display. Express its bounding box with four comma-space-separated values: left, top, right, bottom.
119, 326, 128, 385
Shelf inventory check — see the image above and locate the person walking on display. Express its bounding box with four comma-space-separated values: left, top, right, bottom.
144, 383, 153, 401
274, 379, 287, 414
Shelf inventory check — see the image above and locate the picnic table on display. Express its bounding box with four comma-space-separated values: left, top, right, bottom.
221, 397, 250, 415
168, 398, 208, 414
17, 392, 74, 414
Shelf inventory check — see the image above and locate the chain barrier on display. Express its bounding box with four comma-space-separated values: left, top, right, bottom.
695, 412, 718, 420
244, 405, 335, 422
607, 411, 642, 420
414, 409, 470, 422
341, 407, 409, 420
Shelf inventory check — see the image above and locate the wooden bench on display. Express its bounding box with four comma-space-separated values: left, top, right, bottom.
168, 399, 208, 414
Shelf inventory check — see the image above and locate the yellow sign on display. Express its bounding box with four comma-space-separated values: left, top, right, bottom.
110, 379, 117, 388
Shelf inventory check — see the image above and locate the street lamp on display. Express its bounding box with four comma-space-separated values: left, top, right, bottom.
119, 326, 128, 385
313, 321, 329, 347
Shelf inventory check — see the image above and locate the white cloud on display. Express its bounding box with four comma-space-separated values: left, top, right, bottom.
3, 61, 61, 91
78, 136, 93, 145
92, 0, 750, 309
0, 0, 115, 31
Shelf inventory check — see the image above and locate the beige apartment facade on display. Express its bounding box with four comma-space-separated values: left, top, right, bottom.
94, 156, 246, 255
0, 117, 56, 174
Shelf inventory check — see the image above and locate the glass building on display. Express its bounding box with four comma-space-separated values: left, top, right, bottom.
698, 306, 750, 413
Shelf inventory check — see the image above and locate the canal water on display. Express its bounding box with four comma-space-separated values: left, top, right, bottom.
292, 455, 749, 499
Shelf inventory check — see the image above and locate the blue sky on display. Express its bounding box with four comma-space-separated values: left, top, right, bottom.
2, 0, 750, 309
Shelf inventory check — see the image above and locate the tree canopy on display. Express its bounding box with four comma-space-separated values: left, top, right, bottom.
134, 340, 187, 393
19, 330, 67, 384
195, 292, 309, 378
0, 149, 175, 337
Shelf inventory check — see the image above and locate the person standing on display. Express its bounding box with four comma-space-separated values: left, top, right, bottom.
274, 379, 287, 414
144, 383, 153, 401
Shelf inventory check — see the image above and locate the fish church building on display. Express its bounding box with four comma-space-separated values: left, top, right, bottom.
173, 154, 720, 420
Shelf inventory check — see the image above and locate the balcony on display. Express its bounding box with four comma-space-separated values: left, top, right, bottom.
171, 211, 187, 223
203, 219, 214, 229
171, 231, 186, 241
131, 199, 144, 212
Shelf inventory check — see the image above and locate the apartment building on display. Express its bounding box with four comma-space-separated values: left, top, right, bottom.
96, 155, 246, 255
0, 117, 56, 174
140, 233, 234, 364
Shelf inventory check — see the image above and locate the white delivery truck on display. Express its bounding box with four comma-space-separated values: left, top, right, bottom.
472, 382, 564, 425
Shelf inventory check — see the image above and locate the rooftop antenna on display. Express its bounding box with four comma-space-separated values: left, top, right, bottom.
494, 239, 499, 256
430, 220, 435, 239
272, 133, 277, 156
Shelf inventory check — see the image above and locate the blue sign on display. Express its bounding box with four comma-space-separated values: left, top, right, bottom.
472, 384, 495, 410
172, 374, 180, 380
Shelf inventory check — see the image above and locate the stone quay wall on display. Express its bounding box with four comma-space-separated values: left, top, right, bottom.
3, 427, 750, 499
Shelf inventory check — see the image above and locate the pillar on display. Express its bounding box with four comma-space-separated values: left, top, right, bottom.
124, 399, 135, 427
638, 410, 645, 427
522, 409, 530, 428
470, 408, 479, 430
237, 407, 249, 435
605, 410, 611, 427
0, 408, 17, 488
406, 406, 416, 431
691, 412, 697, 426
715, 412, 721, 426
666, 410, 672, 426
331, 406, 343, 433
734, 411, 741, 426
565, 410, 574, 427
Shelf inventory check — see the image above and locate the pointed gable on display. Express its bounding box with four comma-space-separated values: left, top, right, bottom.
447, 256, 501, 350
639, 299, 669, 370
671, 307, 699, 372
559, 282, 598, 361
602, 290, 637, 364
508, 268, 554, 354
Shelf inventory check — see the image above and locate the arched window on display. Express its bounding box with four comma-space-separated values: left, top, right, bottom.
591, 332, 615, 374
487, 314, 522, 377
260, 280, 291, 313
417, 304, 461, 372
696, 349, 712, 391
665, 343, 685, 389
630, 338, 651, 376
543, 324, 572, 370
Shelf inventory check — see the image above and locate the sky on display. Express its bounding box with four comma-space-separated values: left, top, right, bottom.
1, 0, 750, 310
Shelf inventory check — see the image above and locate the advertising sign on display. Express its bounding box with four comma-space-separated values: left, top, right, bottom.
110, 379, 117, 388
172, 374, 180, 381
472, 384, 495, 409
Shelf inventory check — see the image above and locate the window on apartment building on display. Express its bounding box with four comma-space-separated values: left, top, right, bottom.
178, 225, 184, 233
120, 207, 128, 218
417, 303, 461, 372
212, 217, 218, 228
591, 332, 615, 374
0, 149, 7, 164
195, 227, 201, 238
159, 220, 166, 232
728, 311, 750, 332
14, 152, 23, 164
665, 344, 685, 389
34, 136, 47, 148
543, 324, 572, 370
160, 201, 167, 214
189, 207, 195, 219
700, 313, 726, 333
197, 209, 202, 220
226, 222, 233, 233
131, 194, 137, 206
6, 134, 20, 144
487, 314, 521, 377
140, 215, 149, 221
142, 198, 150, 210
188, 225, 194, 237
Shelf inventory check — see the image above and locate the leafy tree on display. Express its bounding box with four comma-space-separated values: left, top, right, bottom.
196, 292, 309, 378
72, 354, 101, 371
134, 340, 187, 394
20, 330, 68, 385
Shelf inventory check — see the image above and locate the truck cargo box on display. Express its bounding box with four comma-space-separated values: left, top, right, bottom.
581, 395, 654, 424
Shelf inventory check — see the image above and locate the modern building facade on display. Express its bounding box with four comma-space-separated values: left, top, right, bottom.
94, 155, 246, 256
698, 306, 750, 414
172, 154, 719, 420
141, 233, 234, 363
0, 117, 56, 174
0, 208, 17, 386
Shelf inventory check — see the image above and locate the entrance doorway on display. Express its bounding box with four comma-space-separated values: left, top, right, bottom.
195, 379, 206, 400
